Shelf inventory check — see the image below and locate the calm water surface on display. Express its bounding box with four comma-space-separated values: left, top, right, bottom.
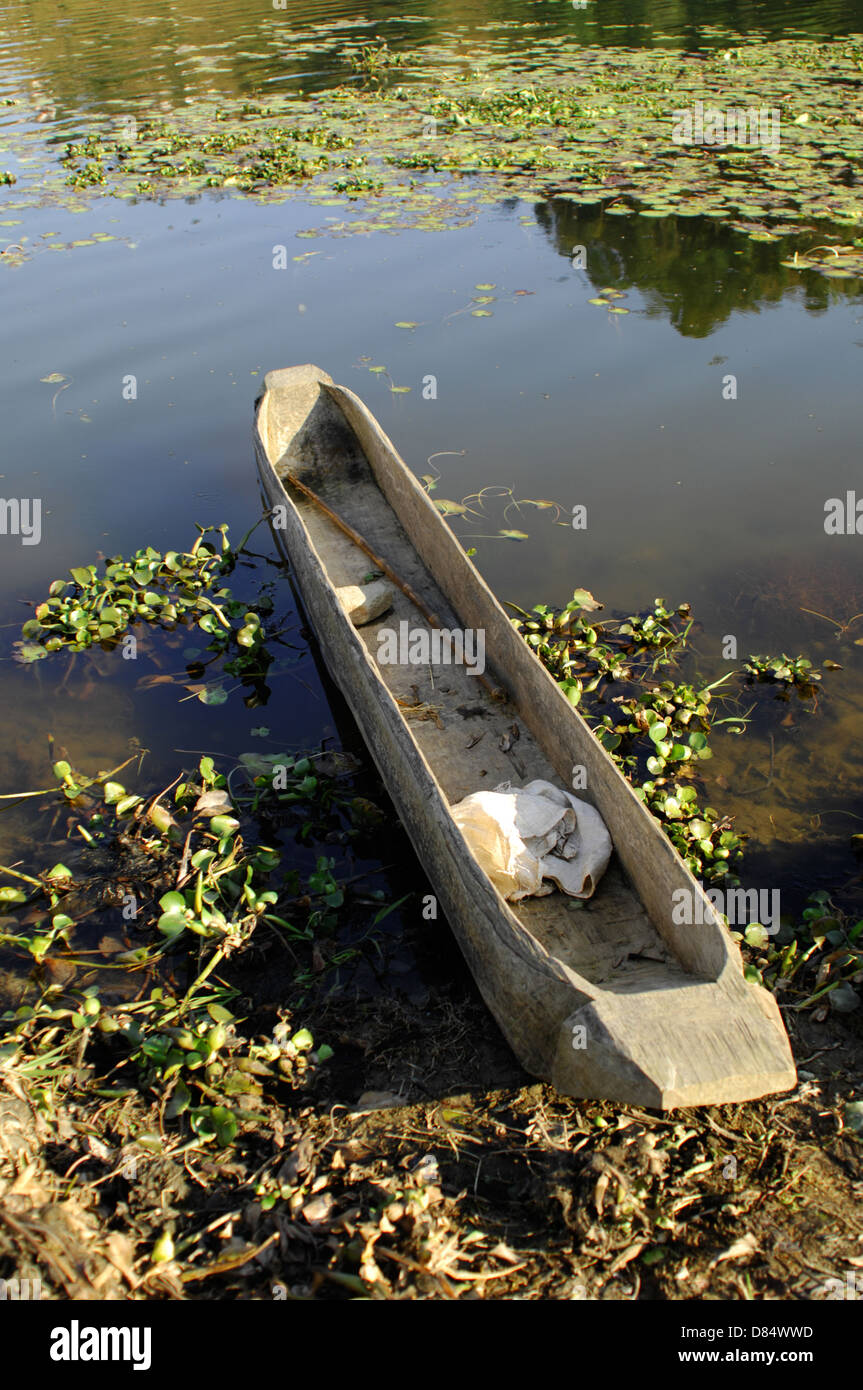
1, 0, 862, 937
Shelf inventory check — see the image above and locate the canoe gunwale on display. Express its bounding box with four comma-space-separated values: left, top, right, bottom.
253, 375, 600, 1036
322, 375, 743, 983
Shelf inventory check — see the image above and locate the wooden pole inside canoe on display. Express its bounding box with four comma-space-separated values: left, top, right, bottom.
281, 473, 506, 702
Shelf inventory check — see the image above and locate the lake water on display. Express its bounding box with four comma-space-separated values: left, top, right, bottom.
1, 0, 862, 945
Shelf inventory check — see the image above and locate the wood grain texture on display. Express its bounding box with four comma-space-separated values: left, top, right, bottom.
254, 364, 796, 1109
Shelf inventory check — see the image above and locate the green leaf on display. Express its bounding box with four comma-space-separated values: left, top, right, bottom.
210, 1106, 239, 1147
744, 923, 770, 949
148, 803, 174, 834
158, 891, 187, 913
209, 815, 240, 837
15, 643, 47, 663
151, 1232, 175, 1263
103, 781, 127, 804
641, 1248, 665, 1267
157, 912, 187, 938
165, 1079, 191, 1118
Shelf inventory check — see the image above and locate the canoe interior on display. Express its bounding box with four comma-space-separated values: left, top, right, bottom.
262, 376, 703, 998
255, 366, 796, 1106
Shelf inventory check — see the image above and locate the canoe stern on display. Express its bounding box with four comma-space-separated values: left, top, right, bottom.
552, 979, 797, 1109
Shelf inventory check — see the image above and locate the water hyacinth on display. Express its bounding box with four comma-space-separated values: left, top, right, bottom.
15, 525, 271, 689
511, 591, 829, 885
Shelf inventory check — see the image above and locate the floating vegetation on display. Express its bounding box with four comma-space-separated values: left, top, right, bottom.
15, 526, 272, 697
511, 591, 830, 885
3, 37, 863, 274
742, 653, 821, 697
423, 480, 566, 545
740, 890, 863, 1011
348, 39, 406, 77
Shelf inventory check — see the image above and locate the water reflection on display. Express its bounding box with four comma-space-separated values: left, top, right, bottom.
2, 0, 863, 124
537, 199, 862, 336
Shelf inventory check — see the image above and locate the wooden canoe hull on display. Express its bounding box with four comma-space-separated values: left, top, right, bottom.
254, 364, 796, 1109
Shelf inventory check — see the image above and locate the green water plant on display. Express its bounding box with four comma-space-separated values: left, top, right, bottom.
738, 891, 862, 1012
742, 653, 821, 697
0, 970, 328, 1145
0, 750, 378, 1138
511, 591, 826, 884
16, 524, 270, 684
2, 37, 851, 277
349, 40, 406, 77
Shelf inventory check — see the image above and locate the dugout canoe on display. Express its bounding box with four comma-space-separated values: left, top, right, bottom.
254, 364, 796, 1109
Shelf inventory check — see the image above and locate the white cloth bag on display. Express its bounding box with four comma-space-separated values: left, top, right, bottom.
451, 779, 612, 902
